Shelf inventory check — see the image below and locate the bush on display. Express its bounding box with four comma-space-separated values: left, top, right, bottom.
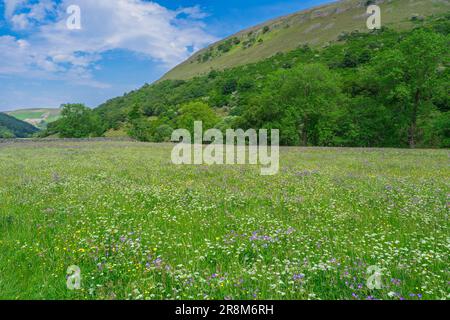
127, 118, 152, 141
55, 104, 105, 138
0, 126, 14, 138
153, 124, 174, 142
176, 101, 220, 134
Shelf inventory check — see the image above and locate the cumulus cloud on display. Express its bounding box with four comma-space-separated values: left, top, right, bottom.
0, 0, 217, 87
4, 0, 27, 17
0, 36, 31, 74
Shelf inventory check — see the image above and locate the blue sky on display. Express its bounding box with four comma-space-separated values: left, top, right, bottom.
0, 0, 333, 111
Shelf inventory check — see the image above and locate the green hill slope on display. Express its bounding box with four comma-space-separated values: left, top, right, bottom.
162, 0, 450, 80
6, 108, 61, 129
0, 113, 40, 138
84, 12, 449, 148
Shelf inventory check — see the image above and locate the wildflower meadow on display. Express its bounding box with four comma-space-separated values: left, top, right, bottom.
0, 141, 448, 300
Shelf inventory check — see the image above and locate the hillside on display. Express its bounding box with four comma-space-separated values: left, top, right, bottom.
0, 113, 40, 138
6, 108, 61, 129
47, 4, 449, 148
162, 0, 450, 80
84, 12, 449, 148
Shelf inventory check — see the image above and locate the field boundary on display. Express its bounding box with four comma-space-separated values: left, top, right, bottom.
0, 137, 135, 144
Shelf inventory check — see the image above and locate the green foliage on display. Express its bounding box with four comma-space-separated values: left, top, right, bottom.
126, 101, 218, 142
217, 40, 233, 53
49, 15, 449, 148
244, 63, 343, 146
127, 117, 153, 142
0, 126, 14, 138
52, 104, 105, 138
197, 37, 242, 63
419, 111, 450, 148
361, 29, 448, 147
222, 78, 238, 95
215, 116, 240, 132
176, 101, 219, 134
153, 124, 174, 142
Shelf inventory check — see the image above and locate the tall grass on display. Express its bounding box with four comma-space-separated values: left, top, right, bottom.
0, 141, 448, 300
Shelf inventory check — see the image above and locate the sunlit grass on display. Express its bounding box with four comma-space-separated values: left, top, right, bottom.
0, 141, 448, 300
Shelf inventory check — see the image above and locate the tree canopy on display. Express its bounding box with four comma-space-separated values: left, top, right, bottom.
48, 104, 104, 138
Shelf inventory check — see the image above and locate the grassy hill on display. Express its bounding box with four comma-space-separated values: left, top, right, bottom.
0, 113, 40, 138
6, 108, 61, 129
162, 0, 450, 80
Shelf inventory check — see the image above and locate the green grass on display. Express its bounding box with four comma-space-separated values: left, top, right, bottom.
8, 112, 44, 121
0, 141, 448, 300
162, 0, 450, 80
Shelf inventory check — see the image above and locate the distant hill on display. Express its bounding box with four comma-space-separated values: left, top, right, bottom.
0, 113, 40, 138
6, 108, 61, 129
162, 0, 450, 80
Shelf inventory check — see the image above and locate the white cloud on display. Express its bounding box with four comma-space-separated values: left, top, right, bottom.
0, 36, 34, 74
176, 5, 210, 20
11, 13, 29, 29
10, 0, 55, 29
3, 0, 27, 17
0, 0, 217, 87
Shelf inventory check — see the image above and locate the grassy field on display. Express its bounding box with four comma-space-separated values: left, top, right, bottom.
0, 141, 448, 300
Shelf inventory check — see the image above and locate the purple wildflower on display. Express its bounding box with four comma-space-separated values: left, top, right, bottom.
293, 273, 305, 281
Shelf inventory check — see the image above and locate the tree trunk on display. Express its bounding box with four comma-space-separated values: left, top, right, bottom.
301, 117, 308, 146
297, 117, 308, 146
409, 89, 420, 149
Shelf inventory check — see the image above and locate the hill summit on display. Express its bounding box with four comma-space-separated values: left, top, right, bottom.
162, 0, 449, 80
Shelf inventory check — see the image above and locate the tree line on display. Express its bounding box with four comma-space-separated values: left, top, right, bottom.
45, 14, 449, 148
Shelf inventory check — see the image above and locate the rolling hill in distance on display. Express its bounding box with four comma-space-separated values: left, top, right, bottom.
0, 112, 40, 138
162, 0, 450, 80
5, 108, 61, 129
